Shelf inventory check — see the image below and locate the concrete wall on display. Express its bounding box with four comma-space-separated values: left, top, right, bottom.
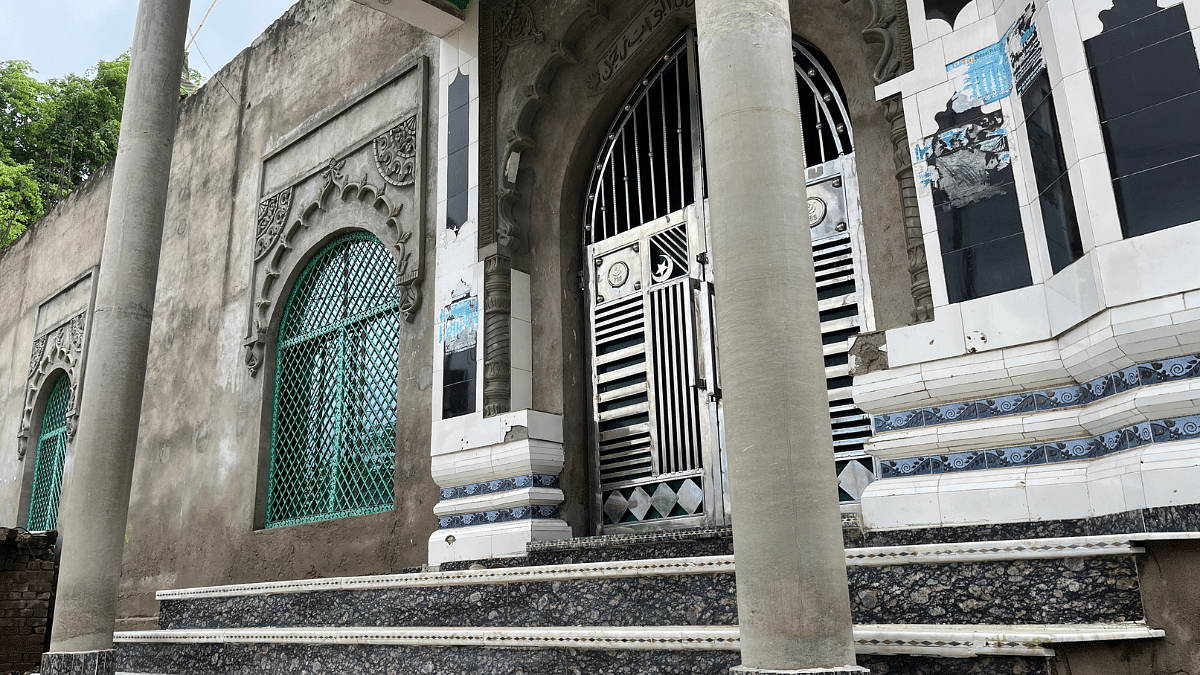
0, 165, 112, 520
0, 0, 444, 630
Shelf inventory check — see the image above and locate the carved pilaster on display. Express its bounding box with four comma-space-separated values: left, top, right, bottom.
480, 1, 497, 249
883, 95, 934, 323
483, 254, 512, 417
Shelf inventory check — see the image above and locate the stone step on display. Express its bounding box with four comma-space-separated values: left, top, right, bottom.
112, 623, 1163, 674
157, 534, 1158, 631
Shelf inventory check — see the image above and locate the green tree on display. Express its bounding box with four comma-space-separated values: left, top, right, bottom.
0, 54, 201, 249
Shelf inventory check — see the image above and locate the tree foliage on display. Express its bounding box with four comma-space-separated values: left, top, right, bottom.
0, 54, 202, 248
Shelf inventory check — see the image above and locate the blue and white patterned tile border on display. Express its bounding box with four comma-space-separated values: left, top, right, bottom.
873, 353, 1200, 433
439, 474, 560, 501
879, 414, 1200, 479
438, 505, 560, 529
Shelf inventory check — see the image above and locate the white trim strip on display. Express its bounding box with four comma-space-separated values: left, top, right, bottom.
113, 623, 1164, 657
154, 533, 1197, 600
114, 626, 739, 651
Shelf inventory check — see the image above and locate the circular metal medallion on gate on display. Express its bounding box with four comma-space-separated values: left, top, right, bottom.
808, 197, 827, 227
608, 261, 630, 288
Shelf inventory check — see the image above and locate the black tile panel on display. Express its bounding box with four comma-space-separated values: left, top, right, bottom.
1114, 153, 1200, 237
1089, 32, 1200, 121
1101, 90, 1200, 179
1038, 175, 1083, 273
942, 232, 1034, 303
1086, 4, 1190, 66
935, 180, 1024, 253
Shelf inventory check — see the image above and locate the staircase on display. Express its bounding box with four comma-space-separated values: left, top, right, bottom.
112, 529, 1180, 674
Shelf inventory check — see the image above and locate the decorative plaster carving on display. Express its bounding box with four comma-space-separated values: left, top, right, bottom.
883, 95, 933, 323
843, 0, 915, 84
493, 0, 545, 78
589, 0, 694, 91
374, 114, 419, 187
848, 331, 889, 376
483, 254, 512, 417
245, 149, 425, 376
18, 312, 88, 459
255, 187, 294, 261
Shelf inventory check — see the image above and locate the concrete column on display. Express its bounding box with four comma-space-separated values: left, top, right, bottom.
43, 0, 191, 671
693, 1, 865, 673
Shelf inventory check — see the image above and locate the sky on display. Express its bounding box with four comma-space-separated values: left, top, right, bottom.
0, 0, 300, 82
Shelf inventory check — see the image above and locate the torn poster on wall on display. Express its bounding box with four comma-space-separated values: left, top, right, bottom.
914, 108, 1013, 203
942, 3, 1045, 110
1007, 4, 1045, 94
947, 40, 1012, 107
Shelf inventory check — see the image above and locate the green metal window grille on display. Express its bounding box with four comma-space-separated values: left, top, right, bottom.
266, 232, 402, 528
27, 375, 70, 532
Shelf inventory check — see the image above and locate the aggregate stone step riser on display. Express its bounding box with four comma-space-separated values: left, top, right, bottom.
115, 643, 1054, 675
160, 555, 1143, 630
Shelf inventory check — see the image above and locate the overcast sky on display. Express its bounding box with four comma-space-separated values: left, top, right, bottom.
0, 0, 299, 82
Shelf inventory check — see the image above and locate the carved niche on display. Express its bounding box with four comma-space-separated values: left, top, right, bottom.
243, 58, 429, 376
17, 313, 88, 460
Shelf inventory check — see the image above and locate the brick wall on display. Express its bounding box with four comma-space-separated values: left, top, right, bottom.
0, 528, 57, 675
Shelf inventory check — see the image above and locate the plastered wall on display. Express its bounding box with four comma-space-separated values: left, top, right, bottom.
0, 0, 444, 629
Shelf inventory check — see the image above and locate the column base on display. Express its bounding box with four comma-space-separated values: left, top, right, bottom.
724, 662, 868, 667
40, 649, 116, 675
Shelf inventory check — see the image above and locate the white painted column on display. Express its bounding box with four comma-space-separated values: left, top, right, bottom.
694, 0, 864, 672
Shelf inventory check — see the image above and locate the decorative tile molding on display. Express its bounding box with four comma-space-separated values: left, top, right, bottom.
439, 474, 559, 501
844, 534, 1145, 566
878, 412, 1200, 478
851, 623, 1162, 658
113, 623, 1162, 658
438, 505, 559, 529
874, 352, 1200, 433
115, 625, 740, 651
155, 531, 1166, 603
155, 556, 736, 600
527, 527, 732, 553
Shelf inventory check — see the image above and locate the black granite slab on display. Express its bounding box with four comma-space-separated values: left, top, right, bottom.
857, 654, 1051, 674
116, 642, 742, 675
847, 555, 1142, 625
161, 552, 1140, 631
159, 572, 738, 630
40, 649, 116, 675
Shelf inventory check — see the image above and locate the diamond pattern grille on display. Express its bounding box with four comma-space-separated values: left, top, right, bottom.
267, 232, 401, 528
27, 376, 70, 532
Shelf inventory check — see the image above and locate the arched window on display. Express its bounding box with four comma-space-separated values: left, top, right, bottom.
27, 375, 70, 532
266, 231, 402, 528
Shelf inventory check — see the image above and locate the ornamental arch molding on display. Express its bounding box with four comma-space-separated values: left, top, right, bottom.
243, 56, 430, 376
17, 312, 89, 462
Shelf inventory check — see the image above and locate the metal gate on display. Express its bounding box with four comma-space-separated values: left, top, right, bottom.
585, 31, 874, 533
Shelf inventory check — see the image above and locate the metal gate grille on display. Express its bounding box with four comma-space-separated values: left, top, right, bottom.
813, 231, 876, 501
266, 232, 401, 528
27, 376, 70, 532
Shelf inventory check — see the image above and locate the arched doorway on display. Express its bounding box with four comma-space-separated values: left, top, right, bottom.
584, 30, 872, 533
